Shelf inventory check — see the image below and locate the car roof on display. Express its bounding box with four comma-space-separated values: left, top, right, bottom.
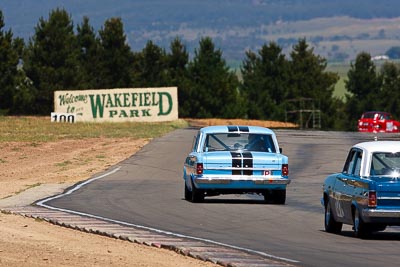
363, 111, 390, 114
200, 125, 275, 135
354, 141, 400, 153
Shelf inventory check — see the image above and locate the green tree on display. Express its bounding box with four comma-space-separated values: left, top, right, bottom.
132, 40, 167, 87
24, 8, 81, 114
12, 67, 37, 115
346, 52, 380, 99
0, 10, 22, 114
288, 38, 339, 129
98, 17, 133, 88
166, 37, 191, 117
240, 50, 257, 114
76, 16, 102, 89
345, 52, 381, 128
379, 62, 400, 118
187, 37, 244, 118
241, 42, 289, 120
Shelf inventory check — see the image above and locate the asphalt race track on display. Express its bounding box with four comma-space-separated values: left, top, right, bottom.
42, 128, 400, 267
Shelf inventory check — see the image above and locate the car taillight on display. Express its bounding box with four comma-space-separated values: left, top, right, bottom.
196, 163, 203, 175
282, 164, 289, 176
368, 191, 377, 207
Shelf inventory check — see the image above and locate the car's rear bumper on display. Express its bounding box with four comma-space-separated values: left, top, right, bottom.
358, 128, 399, 133
363, 209, 400, 218
194, 176, 290, 189
362, 208, 400, 224
195, 177, 290, 184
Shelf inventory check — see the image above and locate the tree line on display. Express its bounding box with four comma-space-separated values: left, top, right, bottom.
1, 8, 400, 131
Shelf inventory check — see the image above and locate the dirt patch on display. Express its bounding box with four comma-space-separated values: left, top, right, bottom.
185, 118, 298, 128
0, 138, 147, 199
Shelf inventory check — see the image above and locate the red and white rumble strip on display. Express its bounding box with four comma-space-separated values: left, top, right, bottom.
3, 205, 298, 267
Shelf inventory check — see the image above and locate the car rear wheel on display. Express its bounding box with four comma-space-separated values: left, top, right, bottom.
324, 199, 342, 234
190, 179, 204, 203
184, 182, 192, 201
353, 208, 370, 238
263, 189, 286, 204
263, 190, 271, 203
273, 189, 286, 204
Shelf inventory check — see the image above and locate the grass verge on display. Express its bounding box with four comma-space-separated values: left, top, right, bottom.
0, 116, 189, 142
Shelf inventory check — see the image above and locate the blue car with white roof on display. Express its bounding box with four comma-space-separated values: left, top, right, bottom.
183, 125, 290, 203
322, 141, 400, 238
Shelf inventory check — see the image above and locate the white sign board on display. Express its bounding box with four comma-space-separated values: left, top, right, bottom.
54, 87, 178, 122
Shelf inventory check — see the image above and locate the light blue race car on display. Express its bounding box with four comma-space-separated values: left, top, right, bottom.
183, 125, 290, 203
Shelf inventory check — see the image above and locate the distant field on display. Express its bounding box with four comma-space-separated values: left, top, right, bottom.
327, 63, 350, 100
261, 16, 400, 62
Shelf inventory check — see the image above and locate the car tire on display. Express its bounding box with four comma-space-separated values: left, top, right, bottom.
353, 208, 370, 238
184, 181, 192, 201
324, 199, 342, 234
263, 190, 272, 203
190, 179, 204, 203
273, 189, 286, 205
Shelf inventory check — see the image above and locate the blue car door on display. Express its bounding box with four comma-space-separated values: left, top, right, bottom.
334, 149, 362, 224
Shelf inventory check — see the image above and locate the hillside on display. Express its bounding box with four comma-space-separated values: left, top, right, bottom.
2, 0, 400, 63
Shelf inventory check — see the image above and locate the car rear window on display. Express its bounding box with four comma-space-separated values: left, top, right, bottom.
370, 152, 400, 177
203, 133, 276, 153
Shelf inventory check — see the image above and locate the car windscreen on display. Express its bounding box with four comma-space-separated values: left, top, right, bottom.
362, 112, 391, 120
203, 133, 276, 153
363, 113, 376, 119
370, 152, 400, 177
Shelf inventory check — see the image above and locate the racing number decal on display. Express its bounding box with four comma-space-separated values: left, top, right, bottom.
334, 194, 345, 218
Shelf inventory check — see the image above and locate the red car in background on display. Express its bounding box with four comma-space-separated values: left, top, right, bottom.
358, 111, 400, 133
